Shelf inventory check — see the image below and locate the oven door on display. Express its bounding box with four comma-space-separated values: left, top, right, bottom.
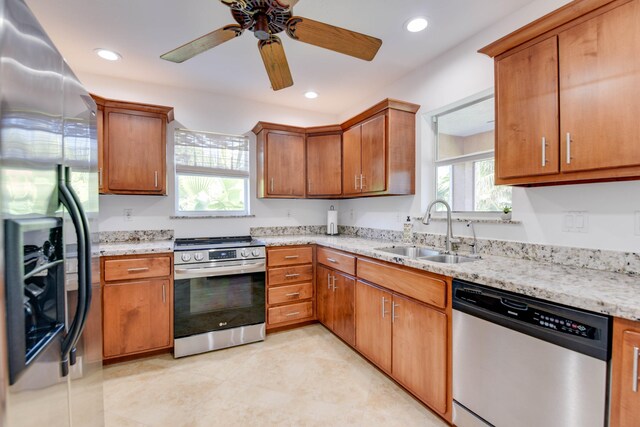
174, 260, 266, 339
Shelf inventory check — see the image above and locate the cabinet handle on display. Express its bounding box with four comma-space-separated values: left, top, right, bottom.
332, 275, 337, 291
360, 174, 366, 190
285, 292, 300, 297
354, 175, 360, 190
381, 297, 386, 318
285, 273, 300, 278
566, 132, 572, 165
127, 267, 149, 273
633, 346, 639, 393
541, 137, 547, 167
270, 177, 274, 193
326, 257, 337, 263
99, 168, 103, 187
154, 171, 158, 188
392, 302, 399, 323
327, 273, 332, 290
286, 312, 300, 317
162, 283, 166, 304
308, 179, 312, 193
284, 255, 299, 259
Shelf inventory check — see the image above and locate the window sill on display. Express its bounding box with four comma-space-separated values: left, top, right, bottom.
412, 216, 521, 225
170, 214, 256, 219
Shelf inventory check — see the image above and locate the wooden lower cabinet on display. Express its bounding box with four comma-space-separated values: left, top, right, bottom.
317, 266, 355, 346
103, 278, 171, 358
355, 279, 450, 419
610, 317, 640, 426
101, 253, 173, 360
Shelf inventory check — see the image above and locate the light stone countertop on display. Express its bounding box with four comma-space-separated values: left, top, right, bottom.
255, 235, 640, 322
99, 240, 174, 257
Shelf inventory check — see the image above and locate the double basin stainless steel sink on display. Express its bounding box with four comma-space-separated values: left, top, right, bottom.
375, 245, 478, 264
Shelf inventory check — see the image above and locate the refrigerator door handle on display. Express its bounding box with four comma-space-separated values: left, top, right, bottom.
58, 165, 90, 376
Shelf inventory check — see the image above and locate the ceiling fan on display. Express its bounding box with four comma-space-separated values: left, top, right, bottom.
160, 0, 383, 91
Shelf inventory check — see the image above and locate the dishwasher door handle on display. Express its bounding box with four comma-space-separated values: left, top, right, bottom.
501, 298, 529, 311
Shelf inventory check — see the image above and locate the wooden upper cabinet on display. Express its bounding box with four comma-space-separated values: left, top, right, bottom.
360, 114, 387, 193
496, 37, 559, 180
610, 317, 640, 427
483, 0, 640, 185
342, 125, 362, 196
306, 133, 342, 196
253, 99, 418, 199
559, 0, 640, 173
92, 95, 173, 195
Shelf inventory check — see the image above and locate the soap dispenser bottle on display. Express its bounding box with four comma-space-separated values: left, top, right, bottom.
402, 216, 413, 244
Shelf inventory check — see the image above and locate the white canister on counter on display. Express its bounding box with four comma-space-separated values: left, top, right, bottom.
327, 205, 338, 235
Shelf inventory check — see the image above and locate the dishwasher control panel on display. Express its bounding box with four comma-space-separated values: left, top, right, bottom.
455, 288, 597, 339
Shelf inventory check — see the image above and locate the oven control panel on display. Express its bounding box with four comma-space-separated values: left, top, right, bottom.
176, 246, 266, 265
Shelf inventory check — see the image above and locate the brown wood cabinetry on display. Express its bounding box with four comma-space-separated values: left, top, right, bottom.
483, 0, 640, 186
101, 253, 173, 360
254, 123, 306, 198
266, 246, 315, 330
92, 95, 174, 195
610, 317, 640, 427
253, 99, 419, 199
316, 265, 355, 347
354, 258, 452, 421
306, 132, 342, 196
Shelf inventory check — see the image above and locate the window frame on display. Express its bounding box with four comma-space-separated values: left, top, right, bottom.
428, 88, 511, 214
173, 129, 251, 217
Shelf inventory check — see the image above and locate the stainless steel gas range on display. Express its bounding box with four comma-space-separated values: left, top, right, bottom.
173, 236, 266, 358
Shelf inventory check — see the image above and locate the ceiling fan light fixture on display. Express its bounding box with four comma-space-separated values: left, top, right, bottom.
304, 91, 318, 99
94, 48, 122, 61
405, 17, 429, 33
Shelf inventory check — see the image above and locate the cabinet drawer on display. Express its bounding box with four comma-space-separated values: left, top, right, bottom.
268, 246, 313, 267
268, 301, 313, 325
357, 258, 447, 309
317, 247, 356, 276
104, 256, 171, 282
268, 282, 313, 305
268, 264, 313, 286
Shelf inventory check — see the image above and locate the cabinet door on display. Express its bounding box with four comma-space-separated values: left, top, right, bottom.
496, 36, 559, 180
316, 266, 334, 329
97, 108, 105, 194
361, 114, 386, 193
266, 131, 305, 197
392, 294, 448, 415
355, 280, 392, 373
307, 134, 342, 196
559, 1, 640, 172
610, 319, 640, 427
342, 125, 362, 196
106, 111, 165, 193
103, 278, 171, 358
332, 272, 355, 347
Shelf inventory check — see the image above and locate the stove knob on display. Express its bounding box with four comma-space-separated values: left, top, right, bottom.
240, 249, 250, 258
181, 253, 192, 262
194, 253, 204, 262
251, 249, 261, 257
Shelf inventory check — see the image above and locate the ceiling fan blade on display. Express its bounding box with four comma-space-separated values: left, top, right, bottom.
160, 24, 243, 63
286, 17, 382, 61
258, 36, 293, 91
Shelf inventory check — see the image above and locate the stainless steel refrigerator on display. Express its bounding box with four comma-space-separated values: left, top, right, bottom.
0, 0, 103, 425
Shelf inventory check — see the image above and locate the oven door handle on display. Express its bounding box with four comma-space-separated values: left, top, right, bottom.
174, 263, 266, 280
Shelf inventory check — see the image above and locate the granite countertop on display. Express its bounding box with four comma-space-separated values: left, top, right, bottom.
99, 240, 174, 257
256, 235, 640, 322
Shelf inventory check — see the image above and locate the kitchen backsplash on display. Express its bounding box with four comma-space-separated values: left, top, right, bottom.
100, 229, 174, 243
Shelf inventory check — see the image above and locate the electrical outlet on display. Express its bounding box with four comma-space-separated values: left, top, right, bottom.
123, 208, 133, 222
350, 209, 355, 220
562, 212, 574, 232
563, 211, 588, 233
635, 211, 640, 236
286, 209, 293, 218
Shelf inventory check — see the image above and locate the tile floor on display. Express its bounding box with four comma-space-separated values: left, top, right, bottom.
103, 324, 447, 426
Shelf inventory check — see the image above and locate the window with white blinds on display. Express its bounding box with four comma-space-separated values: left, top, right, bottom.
174, 129, 250, 215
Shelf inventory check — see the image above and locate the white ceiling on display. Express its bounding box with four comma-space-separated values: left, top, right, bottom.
26, 0, 534, 115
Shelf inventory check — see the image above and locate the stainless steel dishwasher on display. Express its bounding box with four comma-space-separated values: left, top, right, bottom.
452, 279, 611, 427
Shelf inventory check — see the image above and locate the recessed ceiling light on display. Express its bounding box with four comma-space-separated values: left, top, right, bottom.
94, 48, 122, 61
405, 17, 429, 33
304, 91, 318, 99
